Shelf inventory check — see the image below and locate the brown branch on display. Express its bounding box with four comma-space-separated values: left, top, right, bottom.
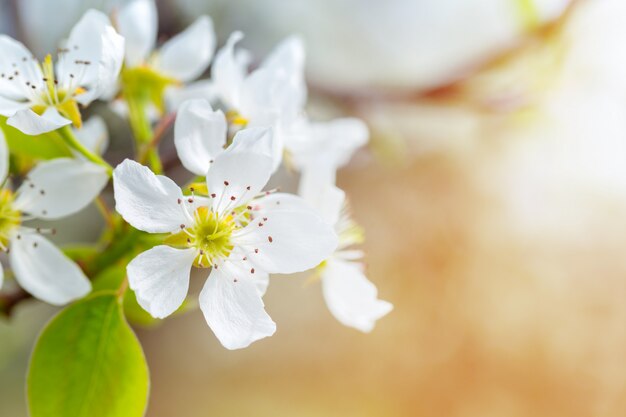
137, 111, 177, 165
0, 288, 32, 317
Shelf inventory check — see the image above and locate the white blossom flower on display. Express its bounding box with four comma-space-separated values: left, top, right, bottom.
115, 0, 215, 112
210, 32, 306, 169
0, 130, 108, 305
113, 136, 338, 349
304, 185, 392, 332
0, 10, 124, 135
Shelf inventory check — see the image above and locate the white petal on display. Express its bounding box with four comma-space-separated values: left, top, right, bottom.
0, 128, 9, 185
76, 25, 125, 105
7, 107, 71, 135
199, 263, 276, 349
127, 245, 196, 319
207, 149, 273, 214
228, 127, 274, 160
0, 264, 3, 290
254, 270, 270, 297
0, 35, 43, 100
293, 118, 369, 170
10, 232, 91, 305
212, 31, 245, 108
0, 95, 32, 117
174, 99, 226, 176
117, 0, 157, 67
298, 166, 337, 205
59, 10, 124, 105
299, 184, 345, 227
164, 79, 216, 112
261, 35, 305, 77
239, 37, 307, 127
251, 192, 319, 216
321, 259, 393, 332
58, 10, 109, 88
154, 16, 215, 82
113, 159, 189, 233
14, 158, 108, 220
255, 35, 307, 120
233, 209, 338, 274
73, 115, 108, 156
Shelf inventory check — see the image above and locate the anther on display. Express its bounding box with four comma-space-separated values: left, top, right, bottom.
268, 236, 273, 243
250, 268, 255, 274
254, 248, 259, 254
177, 198, 182, 204
230, 196, 236, 201
179, 224, 185, 229
39, 189, 45, 195
187, 198, 194, 203
258, 222, 263, 227
223, 181, 229, 186
246, 186, 251, 190
210, 193, 216, 198
33, 242, 38, 248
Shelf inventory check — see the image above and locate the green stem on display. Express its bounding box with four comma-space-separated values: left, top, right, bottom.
57, 126, 113, 175
126, 96, 163, 174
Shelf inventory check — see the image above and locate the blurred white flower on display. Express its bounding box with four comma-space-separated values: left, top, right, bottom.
118, 0, 214, 81
305, 185, 392, 332
115, 0, 215, 113
0, 130, 108, 305
0, 10, 124, 135
113, 140, 337, 349
211, 32, 306, 169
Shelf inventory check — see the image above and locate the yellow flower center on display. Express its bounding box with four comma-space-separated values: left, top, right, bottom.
226, 110, 248, 127
0, 189, 21, 248
31, 54, 84, 128
165, 206, 236, 268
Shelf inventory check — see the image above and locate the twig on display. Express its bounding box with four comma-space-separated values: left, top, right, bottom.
0, 288, 32, 317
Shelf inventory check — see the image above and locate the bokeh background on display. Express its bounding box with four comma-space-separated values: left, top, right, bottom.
2, 0, 626, 415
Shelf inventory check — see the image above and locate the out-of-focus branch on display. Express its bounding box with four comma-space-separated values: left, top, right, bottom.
0, 288, 32, 317
137, 111, 176, 166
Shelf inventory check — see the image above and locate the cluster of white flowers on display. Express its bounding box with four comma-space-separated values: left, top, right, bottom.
0, 0, 391, 350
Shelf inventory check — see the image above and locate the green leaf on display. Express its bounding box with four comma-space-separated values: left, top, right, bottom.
92, 265, 160, 327
92, 265, 191, 328
27, 293, 150, 417
0, 116, 72, 160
